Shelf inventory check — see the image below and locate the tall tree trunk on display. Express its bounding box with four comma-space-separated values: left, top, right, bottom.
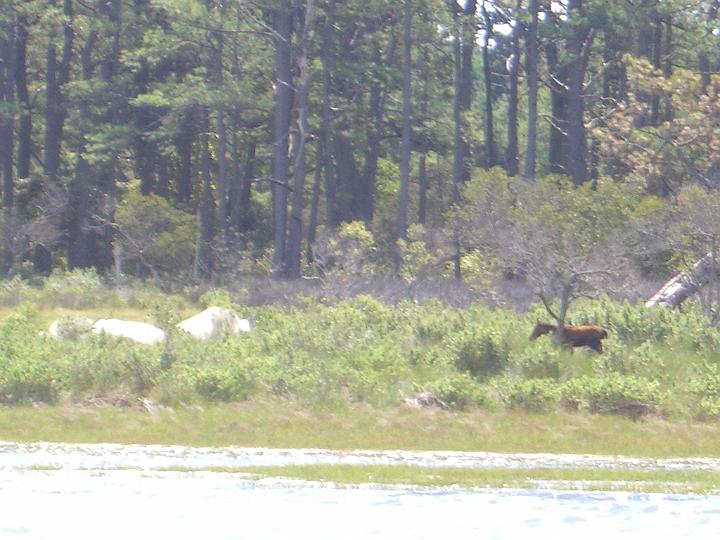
565, 1, 593, 186
397, 0, 412, 242
271, 1, 293, 277
195, 115, 215, 280
287, 0, 315, 280
663, 15, 672, 122
698, 0, 717, 94
306, 146, 322, 264
566, 52, 588, 185
135, 59, 155, 195
44, 0, 73, 186
96, 0, 122, 273
505, 0, 521, 177
451, 9, 463, 195
650, 15, 662, 126
232, 136, 255, 233
0, 3, 15, 207
418, 48, 429, 225
215, 2, 229, 238
450, 0, 477, 281
320, 0, 338, 228
546, 40, 566, 174
217, 108, 229, 234
156, 153, 169, 198
360, 72, 383, 223
360, 30, 396, 225
523, 0, 538, 179
68, 24, 97, 270
481, 1, 496, 169
451, 0, 476, 191
15, 12, 30, 184
175, 111, 194, 203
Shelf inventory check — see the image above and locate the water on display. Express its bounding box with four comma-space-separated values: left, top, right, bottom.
0, 442, 719, 539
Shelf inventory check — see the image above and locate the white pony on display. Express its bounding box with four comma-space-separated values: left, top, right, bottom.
92, 319, 166, 345
176, 306, 252, 340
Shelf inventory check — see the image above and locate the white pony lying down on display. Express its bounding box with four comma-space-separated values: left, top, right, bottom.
91, 318, 167, 345
176, 306, 252, 340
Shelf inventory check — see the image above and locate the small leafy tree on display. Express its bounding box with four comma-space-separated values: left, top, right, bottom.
311, 221, 377, 277
454, 169, 638, 330
114, 184, 197, 285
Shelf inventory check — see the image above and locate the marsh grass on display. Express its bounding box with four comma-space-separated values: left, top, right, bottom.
2, 403, 720, 458
235, 464, 720, 494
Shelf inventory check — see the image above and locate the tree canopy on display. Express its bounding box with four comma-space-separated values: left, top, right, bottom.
0, 0, 718, 310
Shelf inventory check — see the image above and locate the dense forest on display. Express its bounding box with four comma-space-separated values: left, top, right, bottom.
0, 0, 719, 309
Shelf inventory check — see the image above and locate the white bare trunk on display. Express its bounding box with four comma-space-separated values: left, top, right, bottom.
646, 252, 717, 308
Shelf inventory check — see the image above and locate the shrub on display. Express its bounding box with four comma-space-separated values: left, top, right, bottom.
445, 326, 510, 380
425, 373, 489, 410
42, 269, 110, 308
194, 364, 252, 402
509, 341, 561, 380
65, 338, 162, 400
498, 378, 560, 412
0, 357, 60, 404
0, 276, 38, 306
572, 297, 678, 345
198, 288, 234, 309
115, 187, 197, 280
625, 341, 666, 379
47, 315, 94, 340
688, 365, 720, 420
561, 375, 663, 417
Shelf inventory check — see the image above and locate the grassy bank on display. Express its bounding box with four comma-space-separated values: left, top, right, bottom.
3, 274, 720, 444
235, 464, 720, 494
2, 402, 720, 458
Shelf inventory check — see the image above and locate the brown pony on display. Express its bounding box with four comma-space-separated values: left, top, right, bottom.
529, 321, 609, 353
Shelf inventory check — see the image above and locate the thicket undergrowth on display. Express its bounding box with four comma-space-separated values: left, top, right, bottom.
1, 271, 719, 421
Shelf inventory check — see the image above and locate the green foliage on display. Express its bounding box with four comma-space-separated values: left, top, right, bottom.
0, 309, 61, 403
193, 364, 252, 402
115, 185, 197, 279
498, 378, 561, 412
0, 276, 38, 306
444, 325, 510, 380
0, 289, 714, 419
48, 315, 94, 340
561, 375, 664, 417
688, 365, 720, 420
42, 270, 109, 308
509, 340, 561, 380
143, 294, 186, 331
313, 222, 378, 276
425, 373, 489, 410
198, 288, 238, 310
396, 225, 437, 284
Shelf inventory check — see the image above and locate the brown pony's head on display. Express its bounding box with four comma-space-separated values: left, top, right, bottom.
529, 320, 555, 340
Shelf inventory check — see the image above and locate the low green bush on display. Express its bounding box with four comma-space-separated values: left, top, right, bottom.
497, 377, 560, 412
193, 364, 253, 402
561, 374, 664, 417
509, 341, 561, 380
445, 326, 510, 380
42, 269, 111, 308
425, 373, 489, 410
0, 276, 38, 306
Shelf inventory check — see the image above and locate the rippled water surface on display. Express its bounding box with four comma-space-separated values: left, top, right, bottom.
1, 442, 719, 539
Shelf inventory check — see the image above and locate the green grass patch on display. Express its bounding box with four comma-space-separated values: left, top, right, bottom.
2, 403, 720, 458
234, 464, 720, 494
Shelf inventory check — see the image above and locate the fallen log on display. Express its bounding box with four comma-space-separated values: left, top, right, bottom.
645, 252, 717, 308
